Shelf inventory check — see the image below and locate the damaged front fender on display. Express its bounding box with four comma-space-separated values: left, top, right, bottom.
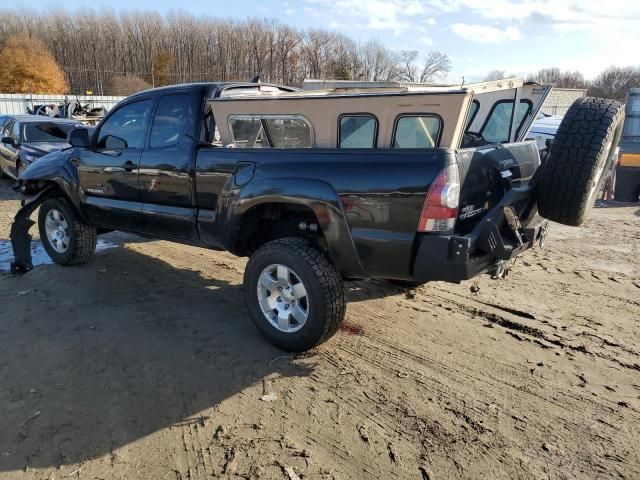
10, 187, 55, 273
10, 149, 85, 274
15, 149, 84, 214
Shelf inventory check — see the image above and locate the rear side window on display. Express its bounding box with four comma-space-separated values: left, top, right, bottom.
481, 100, 532, 143
23, 122, 75, 143
339, 115, 377, 148
150, 94, 189, 148
229, 116, 313, 148
393, 115, 441, 148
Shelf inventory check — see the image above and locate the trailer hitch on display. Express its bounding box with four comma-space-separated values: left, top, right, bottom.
10, 187, 54, 274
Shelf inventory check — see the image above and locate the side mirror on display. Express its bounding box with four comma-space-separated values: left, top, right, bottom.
1, 136, 15, 146
68, 128, 90, 148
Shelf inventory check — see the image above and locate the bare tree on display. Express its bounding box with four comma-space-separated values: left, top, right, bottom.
398, 50, 419, 82
484, 70, 506, 81
589, 66, 640, 101
526, 67, 588, 89
420, 51, 451, 83
0, 9, 446, 92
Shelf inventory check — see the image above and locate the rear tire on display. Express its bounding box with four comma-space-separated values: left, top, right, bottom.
244, 237, 345, 352
537, 97, 624, 226
38, 197, 97, 266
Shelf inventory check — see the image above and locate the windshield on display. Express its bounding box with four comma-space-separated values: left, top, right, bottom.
22, 122, 76, 143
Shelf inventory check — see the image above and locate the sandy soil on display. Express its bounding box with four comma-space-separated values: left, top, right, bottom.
0, 177, 639, 480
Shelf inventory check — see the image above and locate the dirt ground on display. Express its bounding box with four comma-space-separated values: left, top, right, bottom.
0, 177, 639, 480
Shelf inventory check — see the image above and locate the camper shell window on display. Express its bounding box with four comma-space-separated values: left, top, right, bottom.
338, 114, 378, 148
465, 99, 480, 132
228, 115, 313, 148
480, 99, 533, 143
392, 115, 442, 148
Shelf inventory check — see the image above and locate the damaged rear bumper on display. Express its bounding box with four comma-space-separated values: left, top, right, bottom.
412, 183, 547, 283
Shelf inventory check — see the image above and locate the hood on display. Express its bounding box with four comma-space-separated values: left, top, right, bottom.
530, 115, 563, 135
21, 142, 71, 158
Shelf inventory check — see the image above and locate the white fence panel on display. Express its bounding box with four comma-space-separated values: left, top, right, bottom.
0, 93, 125, 115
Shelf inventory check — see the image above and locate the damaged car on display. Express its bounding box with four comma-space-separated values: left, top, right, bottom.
10, 79, 624, 351
0, 115, 86, 179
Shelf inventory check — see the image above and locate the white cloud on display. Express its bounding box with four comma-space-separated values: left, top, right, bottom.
420, 36, 434, 46
452, 23, 521, 43
450, 0, 640, 32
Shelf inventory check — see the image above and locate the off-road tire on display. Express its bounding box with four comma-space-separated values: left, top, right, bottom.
538, 97, 624, 226
244, 237, 345, 352
38, 197, 97, 266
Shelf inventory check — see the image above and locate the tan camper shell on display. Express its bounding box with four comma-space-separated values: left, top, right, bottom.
210, 78, 551, 151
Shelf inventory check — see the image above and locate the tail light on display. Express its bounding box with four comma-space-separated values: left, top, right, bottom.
417, 162, 460, 233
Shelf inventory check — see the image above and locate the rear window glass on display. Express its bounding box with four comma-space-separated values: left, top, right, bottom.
23, 122, 75, 143
229, 116, 313, 148
393, 115, 441, 148
150, 94, 189, 148
465, 100, 479, 131
339, 115, 377, 148
481, 100, 532, 143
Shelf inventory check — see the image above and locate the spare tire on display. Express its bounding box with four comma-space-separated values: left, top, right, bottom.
537, 97, 624, 226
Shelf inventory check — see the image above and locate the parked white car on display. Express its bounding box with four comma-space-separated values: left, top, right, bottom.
528, 112, 563, 152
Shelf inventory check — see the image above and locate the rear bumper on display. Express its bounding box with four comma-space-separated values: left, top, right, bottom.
411, 178, 547, 283
412, 217, 547, 283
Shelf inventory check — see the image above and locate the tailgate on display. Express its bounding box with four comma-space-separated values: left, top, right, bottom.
454, 141, 541, 235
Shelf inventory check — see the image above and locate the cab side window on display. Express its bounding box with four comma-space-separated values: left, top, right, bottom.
150, 94, 189, 148
97, 100, 152, 150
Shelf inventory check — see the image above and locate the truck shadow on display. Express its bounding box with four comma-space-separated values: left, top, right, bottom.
0, 246, 314, 472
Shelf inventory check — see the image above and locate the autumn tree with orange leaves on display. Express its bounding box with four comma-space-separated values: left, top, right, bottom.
0, 34, 69, 94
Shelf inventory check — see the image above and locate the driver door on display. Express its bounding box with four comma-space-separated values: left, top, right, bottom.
78, 98, 153, 231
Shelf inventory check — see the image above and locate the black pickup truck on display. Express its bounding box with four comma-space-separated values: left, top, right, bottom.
11, 80, 624, 351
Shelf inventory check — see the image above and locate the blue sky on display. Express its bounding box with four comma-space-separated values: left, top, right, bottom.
25, 0, 640, 82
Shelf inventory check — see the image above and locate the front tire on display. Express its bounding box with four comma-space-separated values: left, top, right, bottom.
38, 197, 97, 265
244, 237, 345, 352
